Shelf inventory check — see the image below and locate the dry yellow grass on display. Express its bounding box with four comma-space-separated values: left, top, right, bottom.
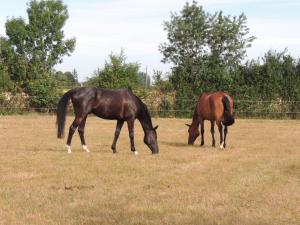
0, 115, 299, 225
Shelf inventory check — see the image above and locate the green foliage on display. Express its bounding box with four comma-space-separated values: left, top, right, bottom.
1, 0, 300, 119
26, 76, 61, 109
138, 72, 151, 88
234, 50, 300, 101
85, 51, 140, 89
158, 98, 172, 117
0, 0, 75, 112
0, 92, 29, 114
54, 69, 80, 88
0, 58, 14, 92
160, 2, 255, 66
152, 70, 173, 92
160, 1, 255, 113
3, 0, 75, 83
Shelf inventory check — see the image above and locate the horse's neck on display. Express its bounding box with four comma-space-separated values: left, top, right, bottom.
191, 110, 199, 127
138, 107, 153, 134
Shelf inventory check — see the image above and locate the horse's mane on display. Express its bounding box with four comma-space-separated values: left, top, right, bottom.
135, 96, 153, 129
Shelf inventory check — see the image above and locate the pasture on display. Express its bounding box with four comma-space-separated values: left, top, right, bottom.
0, 115, 299, 225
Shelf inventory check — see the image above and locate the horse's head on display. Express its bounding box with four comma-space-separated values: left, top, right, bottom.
144, 125, 159, 154
186, 124, 200, 145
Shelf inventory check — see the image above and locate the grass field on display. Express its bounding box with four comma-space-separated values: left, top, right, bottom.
0, 115, 299, 225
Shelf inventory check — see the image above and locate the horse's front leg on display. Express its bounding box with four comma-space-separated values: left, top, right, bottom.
127, 118, 138, 155
111, 120, 124, 153
223, 125, 228, 149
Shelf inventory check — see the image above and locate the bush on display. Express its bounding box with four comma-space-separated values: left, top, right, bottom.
26, 77, 61, 110
158, 98, 172, 117
0, 92, 29, 114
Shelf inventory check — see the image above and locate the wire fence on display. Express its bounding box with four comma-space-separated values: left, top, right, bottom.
1, 99, 300, 119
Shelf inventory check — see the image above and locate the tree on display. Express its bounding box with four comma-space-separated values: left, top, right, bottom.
0, 38, 14, 91
53, 69, 79, 88
26, 76, 60, 109
138, 72, 151, 88
71, 69, 79, 85
4, 0, 75, 83
85, 50, 140, 89
159, 1, 255, 115
152, 70, 173, 92
235, 50, 300, 101
160, 1, 255, 68
0, 58, 13, 91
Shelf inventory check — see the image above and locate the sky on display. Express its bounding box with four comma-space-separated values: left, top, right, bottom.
1, 0, 300, 82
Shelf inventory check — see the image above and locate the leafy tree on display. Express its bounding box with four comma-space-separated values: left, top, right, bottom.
138, 72, 151, 88
0, 38, 13, 91
71, 69, 79, 85
85, 50, 140, 89
235, 50, 300, 101
4, 0, 75, 83
159, 1, 255, 114
0, 58, 14, 91
26, 75, 61, 109
160, 1, 255, 68
53, 69, 79, 88
152, 70, 173, 92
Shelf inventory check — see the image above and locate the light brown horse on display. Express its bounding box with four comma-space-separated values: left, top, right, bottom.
186, 91, 234, 149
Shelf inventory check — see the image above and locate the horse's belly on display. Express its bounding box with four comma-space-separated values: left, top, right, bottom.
91, 106, 134, 120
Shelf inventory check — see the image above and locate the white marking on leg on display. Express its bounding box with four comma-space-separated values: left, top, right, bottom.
82, 145, 90, 153
220, 142, 224, 149
132, 151, 138, 155
66, 145, 72, 154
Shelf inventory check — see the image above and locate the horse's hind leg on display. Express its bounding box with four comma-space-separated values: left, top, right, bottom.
111, 120, 124, 153
127, 118, 138, 155
78, 116, 90, 152
217, 121, 224, 149
210, 121, 215, 147
66, 116, 84, 153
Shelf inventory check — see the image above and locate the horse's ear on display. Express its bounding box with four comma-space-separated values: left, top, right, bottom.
185, 124, 191, 127
154, 125, 159, 130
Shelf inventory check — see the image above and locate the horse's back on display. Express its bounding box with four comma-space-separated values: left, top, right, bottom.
68, 87, 139, 120
93, 88, 139, 120
197, 91, 232, 121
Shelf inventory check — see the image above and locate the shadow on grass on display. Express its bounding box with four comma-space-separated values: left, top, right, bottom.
160, 140, 191, 147
50, 185, 95, 191
160, 140, 214, 149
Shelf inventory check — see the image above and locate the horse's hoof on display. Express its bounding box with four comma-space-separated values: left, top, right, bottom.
66, 145, 72, 153
132, 151, 138, 155
220, 143, 225, 149
82, 145, 90, 152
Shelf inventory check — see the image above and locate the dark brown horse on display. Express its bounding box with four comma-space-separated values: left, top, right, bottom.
186, 91, 234, 149
56, 87, 159, 154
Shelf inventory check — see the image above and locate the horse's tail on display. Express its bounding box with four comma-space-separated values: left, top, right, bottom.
222, 96, 235, 126
56, 89, 74, 138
